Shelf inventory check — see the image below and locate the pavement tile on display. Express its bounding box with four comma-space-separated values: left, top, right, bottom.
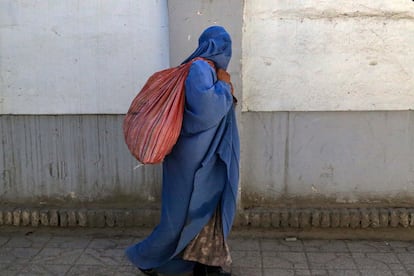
306, 253, 357, 270
388, 241, 414, 253
396, 253, 414, 265
302, 240, 349, 252
68, 265, 148, 276
117, 265, 142, 275
0, 247, 42, 263
262, 252, 308, 269
17, 264, 71, 275
76, 248, 129, 266
231, 250, 262, 268
232, 267, 263, 276
31, 248, 84, 265
0, 263, 22, 275
3, 234, 51, 248
346, 241, 392, 252
67, 265, 119, 276
260, 239, 304, 252
308, 270, 329, 275
88, 238, 133, 249
387, 241, 412, 248
262, 268, 311, 276
352, 252, 402, 270
45, 236, 91, 249
2, 229, 414, 276
326, 270, 361, 276
406, 266, 414, 276
0, 236, 10, 247
391, 271, 411, 276
358, 270, 395, 276
228, 238, 261, 251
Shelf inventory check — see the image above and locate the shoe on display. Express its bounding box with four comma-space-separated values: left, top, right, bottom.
193, 263, 231, 276
193, 262, 206, 276
138, 267, 158, 276
212, 267, 231, 276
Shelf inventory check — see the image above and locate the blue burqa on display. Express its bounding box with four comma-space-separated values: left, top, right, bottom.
126, 26, 240, 275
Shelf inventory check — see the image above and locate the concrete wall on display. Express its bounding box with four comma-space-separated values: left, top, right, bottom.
1, 0, 413, 210
0, 0, 169, 114
0, 0, 166, 206
240, 1, 414, 206
0, 115, 161, 205
243, 0, 414, 111
241, 111, 414, 207
168, 0, 414, 208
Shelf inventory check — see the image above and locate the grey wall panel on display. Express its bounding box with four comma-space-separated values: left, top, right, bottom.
0, 115, 161, 204
240, 111, 414, 206
240, 112, 288, 206
286, 111, 414, 202
2, 111, 414, 206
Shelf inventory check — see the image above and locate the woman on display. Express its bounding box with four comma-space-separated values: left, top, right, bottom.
126, 26, 239, 276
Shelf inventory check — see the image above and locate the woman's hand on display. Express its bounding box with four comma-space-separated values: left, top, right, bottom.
217, 68, 237, 103
217, 69, 234, 94
217, 69, 231, 84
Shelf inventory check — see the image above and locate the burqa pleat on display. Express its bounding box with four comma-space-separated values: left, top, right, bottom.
125, 26, 240, 275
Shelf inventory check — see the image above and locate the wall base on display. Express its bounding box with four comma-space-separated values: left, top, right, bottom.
1, 206, 413, 230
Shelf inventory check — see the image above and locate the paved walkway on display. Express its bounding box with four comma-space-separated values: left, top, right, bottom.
0, 227, 413, 276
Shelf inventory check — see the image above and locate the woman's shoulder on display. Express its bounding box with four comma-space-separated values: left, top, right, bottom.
189, 59, 215, 74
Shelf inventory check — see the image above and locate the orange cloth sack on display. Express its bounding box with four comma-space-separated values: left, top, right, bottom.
123, 58, 213, 164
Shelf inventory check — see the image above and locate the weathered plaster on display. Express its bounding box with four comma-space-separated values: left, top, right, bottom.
243, 0, 414, 111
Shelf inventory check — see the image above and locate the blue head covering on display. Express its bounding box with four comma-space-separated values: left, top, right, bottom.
182, 26, 232, 70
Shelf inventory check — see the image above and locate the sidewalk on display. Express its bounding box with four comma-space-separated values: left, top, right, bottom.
0, 227, 413, 276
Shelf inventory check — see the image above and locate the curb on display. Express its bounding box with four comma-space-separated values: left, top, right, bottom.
0, 207, 413, 229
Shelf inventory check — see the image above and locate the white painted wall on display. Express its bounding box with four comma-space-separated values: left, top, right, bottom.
0, 0, 169, 114
243, 0, 414, 111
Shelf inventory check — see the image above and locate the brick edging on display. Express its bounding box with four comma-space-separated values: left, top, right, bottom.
0, 208, 159, 228
1, 207, 413, 229
235, 208, 414, 229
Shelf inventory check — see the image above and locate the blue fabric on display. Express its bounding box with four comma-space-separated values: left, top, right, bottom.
125, 26, 239, 275
182, 26, 232, 70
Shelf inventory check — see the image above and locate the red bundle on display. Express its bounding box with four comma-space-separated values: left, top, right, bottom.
123, 58, 213, 164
